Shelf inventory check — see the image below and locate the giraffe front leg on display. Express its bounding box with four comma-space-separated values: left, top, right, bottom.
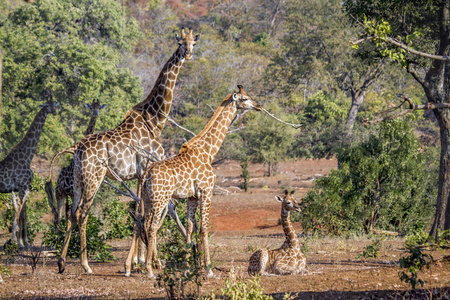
79, 215, 93, 274
199, 192, 213, 278
124, 231, 139, 277
144, 207, 164, 279
10, 191, 26, 248
19, 202, 28, 248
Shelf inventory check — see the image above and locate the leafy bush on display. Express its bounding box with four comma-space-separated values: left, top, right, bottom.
300, 120, 437, 235
293, 91, 350, 159
43, 214, 114, 261
156, 223, 204, 300
356, 238, 382, 259
221, 273, 274, 300
103, 198, 133, 240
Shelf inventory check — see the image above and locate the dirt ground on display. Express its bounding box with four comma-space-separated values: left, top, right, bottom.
1, 159, 450, 299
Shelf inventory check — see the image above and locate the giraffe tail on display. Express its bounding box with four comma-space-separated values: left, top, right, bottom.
45, 144, 78, 224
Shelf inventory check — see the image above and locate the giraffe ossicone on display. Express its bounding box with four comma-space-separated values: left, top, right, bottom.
126, 85, 262, 278
248, 190, 307, 276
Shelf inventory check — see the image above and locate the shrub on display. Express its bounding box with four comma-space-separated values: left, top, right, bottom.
300, 120, 437, 235
103, 198, 133, 240
221, 272, 274, 300
156, 224, 204, 299
43, 214, 114, 261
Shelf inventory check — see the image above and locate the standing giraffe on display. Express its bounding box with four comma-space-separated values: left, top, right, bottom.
0, 99, 57, 248
127, 85, 262, 278
56, 28, 200, 274
248, 190, 307, 276
46, 99, 107, 225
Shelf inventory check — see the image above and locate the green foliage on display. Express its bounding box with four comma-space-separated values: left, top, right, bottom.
0, 0, 142, 156
241, 102, 296, 176
156, 224, 205, 300
294, 91, 349, 159
398, 241, 434, 289
301, 120, 437, 235
356, 238, 381, 259
102, 198, 133, 240
221, 273, 274, 300
43, 215, 114, 261
239, 162, 250, 192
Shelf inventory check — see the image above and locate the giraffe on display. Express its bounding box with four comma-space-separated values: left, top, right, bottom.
0, 99, 57, 248
56, 28, 200, 274
46, 99, 107, 225
248, 190, 307, 276
126, 85, 263, 278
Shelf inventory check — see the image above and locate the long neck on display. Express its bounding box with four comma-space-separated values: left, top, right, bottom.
281, 207, 300, 248
9, 107, 48, 166
125, 47, 185, 136
181, 96, 236, 160
85, 113, 99, 135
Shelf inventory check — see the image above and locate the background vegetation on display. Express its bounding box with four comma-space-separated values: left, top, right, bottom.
0, 0, 441, 241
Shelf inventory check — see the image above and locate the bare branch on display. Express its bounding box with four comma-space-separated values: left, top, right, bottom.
351, 35, 450, 61
167, 117, 196, 137
262, 108, 302, 129
384, 36, 450, 61
363, 95, 450, 126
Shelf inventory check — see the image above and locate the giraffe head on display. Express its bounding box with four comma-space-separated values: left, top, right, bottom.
276, 190, 303, 213
176, 28, 200, 60
84, 99, 107, 118
232, 85, 263, 111
39, 99, 58, 116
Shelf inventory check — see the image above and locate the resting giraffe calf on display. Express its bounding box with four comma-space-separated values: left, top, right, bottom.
248, 190, 307, 276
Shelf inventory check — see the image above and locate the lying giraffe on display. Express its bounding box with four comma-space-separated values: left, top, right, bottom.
46, 99, 107, 225
127, 85, 262, 278
248, 190, 307, 276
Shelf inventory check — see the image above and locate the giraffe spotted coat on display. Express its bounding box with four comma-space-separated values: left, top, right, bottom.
248, 190, 307, 276
128, 85, 262, 278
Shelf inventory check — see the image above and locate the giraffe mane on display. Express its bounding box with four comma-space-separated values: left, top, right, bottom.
178, 94, 233, 154
121, 56, 176, 122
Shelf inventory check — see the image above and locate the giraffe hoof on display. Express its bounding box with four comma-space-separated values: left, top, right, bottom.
57, 258, 65, 274
123, 272, 131, 277
146, 273, 156, 279
206, 270, 214, 278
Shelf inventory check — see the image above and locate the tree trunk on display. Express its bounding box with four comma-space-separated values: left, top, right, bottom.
0, 47, 3, 143
431, 108, 450, 239
345, 92, 364, 135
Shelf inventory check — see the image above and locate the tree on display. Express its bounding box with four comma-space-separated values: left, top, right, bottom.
264, 0, 388, 136
343, 0, 450, 239
0, 0, 142, 156
242, 103, 296, 176
300, 120, 437, 235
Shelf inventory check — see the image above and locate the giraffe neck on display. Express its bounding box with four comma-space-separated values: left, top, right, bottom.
180, 95, 235, 160
85, 114, 99, 135
281, 208, 300, 248
124, 47, 185, 136
8, 107, 49, 166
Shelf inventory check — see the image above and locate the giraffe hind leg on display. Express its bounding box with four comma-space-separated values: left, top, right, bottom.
248, 249, 269, 276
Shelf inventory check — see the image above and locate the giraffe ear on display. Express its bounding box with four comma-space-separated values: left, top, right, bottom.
275, 196, 283, 202
176, 34, 181, 43
84, 103, 91, 110
194, 33, 201, 42
100, 104, 107, 110
232, 93, 238, 101
290, 190, 295, 195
